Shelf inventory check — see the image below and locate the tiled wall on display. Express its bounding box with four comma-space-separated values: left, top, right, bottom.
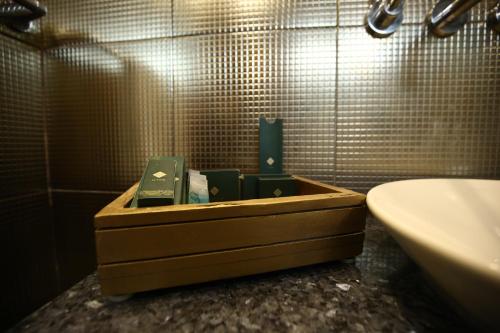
0, 34, 57, 329
40, 0, 499, 303
44, 0, 500, 193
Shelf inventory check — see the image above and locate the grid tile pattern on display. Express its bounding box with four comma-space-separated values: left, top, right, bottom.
0, 34, 55, 330
42, 0, 172, 44
338, 0, 497, 26
173, 0, 337, 36
0, 192, 57, 330
337, 24, 500, 191
45, 39, 173, 191
0, 35, 46, 199
174, 30, 336, 182
41, 0, 500, 194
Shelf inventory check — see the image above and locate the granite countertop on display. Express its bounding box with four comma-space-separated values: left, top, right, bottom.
12, 216, 469, 332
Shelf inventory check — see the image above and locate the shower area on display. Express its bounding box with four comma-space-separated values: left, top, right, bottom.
1, 0, 499, 328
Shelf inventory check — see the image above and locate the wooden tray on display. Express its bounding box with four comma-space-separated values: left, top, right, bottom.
95, 176, 366, 296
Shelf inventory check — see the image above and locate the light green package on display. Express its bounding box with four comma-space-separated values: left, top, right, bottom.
188, 169, 209, 204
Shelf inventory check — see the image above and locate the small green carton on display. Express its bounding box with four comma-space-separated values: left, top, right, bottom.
130, 156, 185, 207
201, 169, 240, 202
259, 116, 283, 174
258, 176, 298, 199
241, 173, 290, 200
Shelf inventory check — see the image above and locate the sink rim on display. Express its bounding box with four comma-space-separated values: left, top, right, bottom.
367, 178, 500, 286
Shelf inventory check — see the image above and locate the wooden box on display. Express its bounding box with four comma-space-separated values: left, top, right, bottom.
94, 176, 367, 296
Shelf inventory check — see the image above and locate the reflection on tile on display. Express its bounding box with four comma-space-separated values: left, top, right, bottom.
0, 34, 46, 200
45, 39, 173, 191
41, 0, 499, 195
174, 0, 336, 36
338, 0, 497, 26
337, 24, 500, 192
0, 192, 57, 330
43, 0, 172, 44
174, 29, 336, 182
52, 191, 117, 290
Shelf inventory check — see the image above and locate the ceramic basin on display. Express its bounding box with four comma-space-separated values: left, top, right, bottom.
367, 179, 500, 328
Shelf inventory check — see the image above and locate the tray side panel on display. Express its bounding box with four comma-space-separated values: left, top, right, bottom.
94, 177, 366, 229
98, 232, 364, 295
96, 206, 366, 264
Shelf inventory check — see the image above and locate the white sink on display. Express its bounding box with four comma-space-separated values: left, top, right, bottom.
367, 179, 500, 328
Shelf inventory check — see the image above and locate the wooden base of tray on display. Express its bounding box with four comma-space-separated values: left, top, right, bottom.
95, 176, 367, 296
99, 233, 364, 296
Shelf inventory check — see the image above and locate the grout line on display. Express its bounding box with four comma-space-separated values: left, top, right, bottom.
39, 18, 491, 50
41, 50, 61, 292
170, 0, 176, 156
41, 51, 53, 207
0, 30, 42, 48
50, 189, 123, 195
0, 191, 49, 204
333, 2, 339, 186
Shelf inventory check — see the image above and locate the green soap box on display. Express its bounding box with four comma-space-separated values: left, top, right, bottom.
200, 169, 240, 202
259, 116, 283, 174
258, 177, 298, 199
130, 156, 185, 207
240, 174, 290, 200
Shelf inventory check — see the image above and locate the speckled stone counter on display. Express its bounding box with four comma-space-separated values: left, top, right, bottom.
11, 216, 469, 332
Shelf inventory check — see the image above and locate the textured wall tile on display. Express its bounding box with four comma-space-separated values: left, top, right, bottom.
338, 0, 497, 26
337, 24, 500, 191
0, 35, 46, 199
43, 0, 172, 44
174, 29, 336, 182
0, 192, 57, 330
45, 39, 173, 191
52, 191, 117, 290
173, 0, 336, 36
42, 0, 500, 195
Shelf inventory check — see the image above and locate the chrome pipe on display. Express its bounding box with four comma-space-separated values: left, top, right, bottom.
15, 0, 46, 17
365, 0, 405, 38
487, 1, 500, 34
427, 0, 482, 37
0, 0, 46, 32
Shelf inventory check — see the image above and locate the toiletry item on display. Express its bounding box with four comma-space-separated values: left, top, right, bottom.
200, 169, 240, 202
130, 156, 185, 207
188, 170, 209, 204
258, 176, 298, 199
259, 116, 283, 174
241, 173, 291, 200
137, 157, 177, 207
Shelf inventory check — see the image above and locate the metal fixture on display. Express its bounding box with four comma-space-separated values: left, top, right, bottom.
487, 1, 500, 33
365, 0, 405, 38
0, 0, 46, 32
426, 0, 481, 37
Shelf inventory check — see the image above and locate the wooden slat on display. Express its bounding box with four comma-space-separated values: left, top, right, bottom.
94, 177, 366, 229
98, 233, 364, 296
96, 206, 367, 264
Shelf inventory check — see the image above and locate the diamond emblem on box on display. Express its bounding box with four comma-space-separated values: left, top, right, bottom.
153, 171, 167, 178
273, 188, 282, 197
210, 186, 220, 196
267, 157, 275, 166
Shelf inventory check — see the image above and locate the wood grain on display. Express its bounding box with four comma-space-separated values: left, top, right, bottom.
98, 232, 364, 296
96, 206, 366, 264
